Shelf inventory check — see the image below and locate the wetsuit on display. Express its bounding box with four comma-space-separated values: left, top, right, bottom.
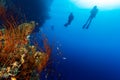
64, 13, 74, 27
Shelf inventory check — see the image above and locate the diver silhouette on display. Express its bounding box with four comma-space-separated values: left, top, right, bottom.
64, 12, 74, 27
82, 6, 98, 29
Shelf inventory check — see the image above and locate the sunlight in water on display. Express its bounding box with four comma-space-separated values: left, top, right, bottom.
71, 0, 120, 10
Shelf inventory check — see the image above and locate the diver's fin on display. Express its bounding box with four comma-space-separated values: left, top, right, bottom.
64, 23, 68, 27
82, 24, 86, 29
86, 26, 89, 29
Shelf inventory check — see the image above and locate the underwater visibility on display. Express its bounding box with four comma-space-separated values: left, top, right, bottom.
0, 0, 120, 80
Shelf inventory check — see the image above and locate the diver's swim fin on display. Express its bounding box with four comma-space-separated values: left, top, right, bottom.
64, 23, 68, 27
86, 26, 89, 29
82, 24, 86, 29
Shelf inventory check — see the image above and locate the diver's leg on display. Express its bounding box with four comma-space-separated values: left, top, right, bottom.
82, 17, 90, 29
68, 21, 71, 25
64, 18, 70, 27
64, 20, 72, 27
82, 24, 86, 29
86, 18, 92, 29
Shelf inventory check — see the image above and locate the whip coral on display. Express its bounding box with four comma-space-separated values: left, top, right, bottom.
0, 6, 51, 80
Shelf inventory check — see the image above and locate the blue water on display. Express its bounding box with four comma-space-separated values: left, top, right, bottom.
41, 0, 120, 80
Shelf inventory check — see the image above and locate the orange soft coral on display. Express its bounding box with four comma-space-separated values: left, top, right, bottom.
0, 15, 51, 80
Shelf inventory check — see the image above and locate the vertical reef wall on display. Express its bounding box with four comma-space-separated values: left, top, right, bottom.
0, 0, 53, 79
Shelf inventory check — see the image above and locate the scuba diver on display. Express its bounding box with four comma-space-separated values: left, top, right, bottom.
82, 5, 98, 29
64, 12, 74, 27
